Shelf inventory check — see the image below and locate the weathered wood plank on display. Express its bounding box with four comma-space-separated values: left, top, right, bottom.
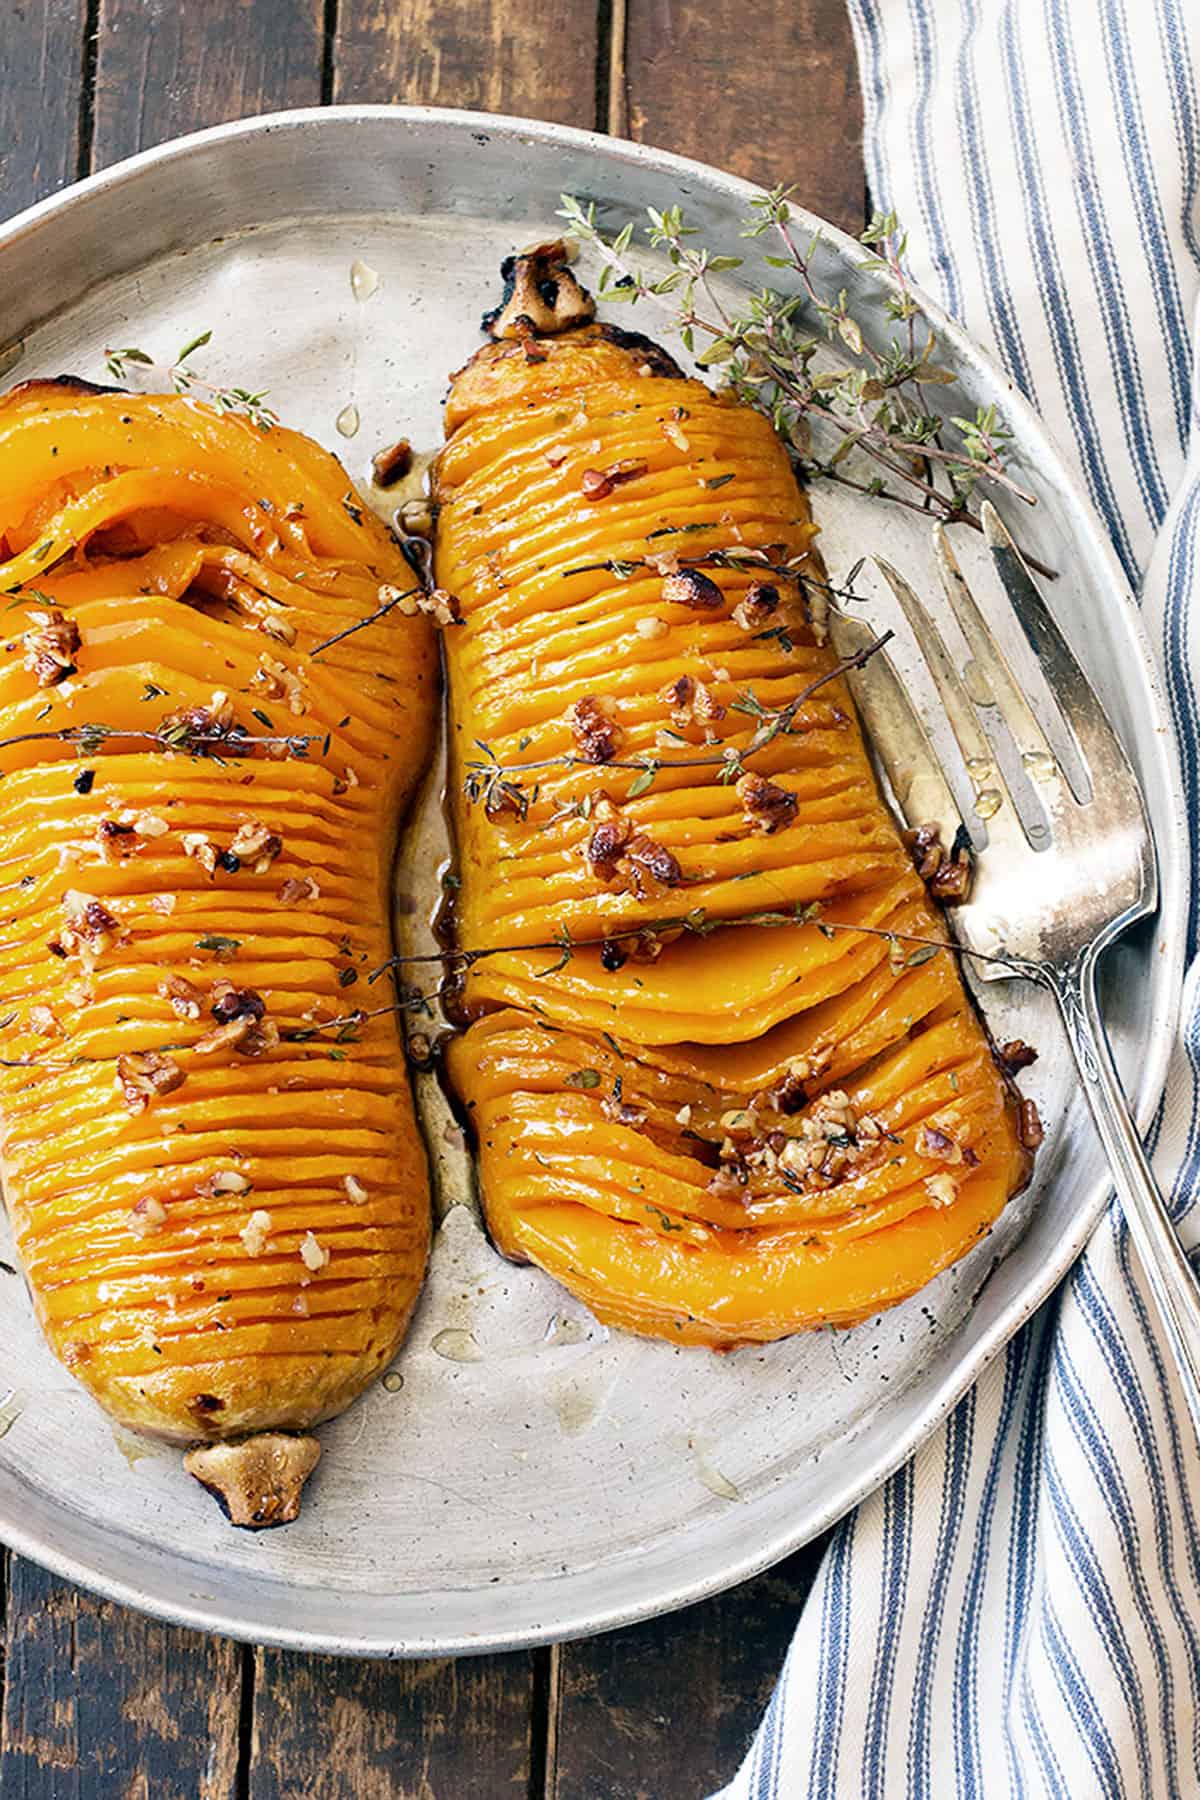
333, 0, 599, 124
551, 1540, 828, 1798
0, 1557, 241, 1799
2, 4, 323, 1794
90, 0, 325, 170
621, 0, 866, 233
0, 0, 89, 218
249, 1647, 538, 1800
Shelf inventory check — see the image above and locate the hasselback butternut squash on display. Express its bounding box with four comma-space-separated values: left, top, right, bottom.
437, 317, 1035, 1346
0, 380, 436, 1461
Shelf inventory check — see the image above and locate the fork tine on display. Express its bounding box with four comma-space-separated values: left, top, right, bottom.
873, 557, 1028, 848
828, 609, 968, 844
981, 502, 1136, 807
933, 527, 1056, 847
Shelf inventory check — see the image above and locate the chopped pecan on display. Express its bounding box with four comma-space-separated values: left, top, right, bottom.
210, 982, 266, 1025
239, 1209, 273, 1256
915, 1122, 965, 1165
194, 1017, 255, 1056
736, 772, 798, 835
902, 821, 973, 905
621, 833, 683, 900
117, 1050, 186, 1114
998, 1039, 1038, 1075
416, 587, 461, 628
181, 832, 218, 875
278, 873, 321, 905
58, 890, 118, 958
585, 808, 680, 898
158, 695, 236, 751
759, 1058, 819, 1115
371, 438, 413, 487
300, 1230, 330, 1272
28, 1003, 61, 1037
1017, 1098, 1044, 1150
732, 582, 781, 632
585, 803, 631, 882
128, 1195, 169, 1236
659, 673, 724, 728
579, 458, 647, 501
570, 695, 621, 764
228, 820, 283, 872
160, 974, 203, 1020
23, 608, 80, 686
259, 613, 297, 647
925, 1172, 959, 1209
255, 654, 305, 716
661, 569, 725, 611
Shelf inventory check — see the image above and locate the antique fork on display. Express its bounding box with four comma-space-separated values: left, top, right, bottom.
831, 501, 1200, 1430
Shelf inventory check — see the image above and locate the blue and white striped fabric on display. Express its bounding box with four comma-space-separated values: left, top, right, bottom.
715, 3, 1200, 1795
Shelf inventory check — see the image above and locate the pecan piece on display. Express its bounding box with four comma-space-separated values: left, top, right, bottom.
24, 608, 80, 687
371, 437, 413, 487
117, 1050, 186, 1114
736, 772, 798, 834
1018, 1098, 1045, 1150
661, 569, 725, 611
998, 1038, 1039, 1076
570, 695, 621, 764
732, 582, 781, 631
622, 833, 682, 900
585, 807, 632, 882
228, 820, 283, 872
902, 821, 973, 905
915, 1122, 965, 1165
580, 458, 647, 501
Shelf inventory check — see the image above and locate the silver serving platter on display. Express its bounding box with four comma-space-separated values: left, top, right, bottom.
0, 107, 1185, 1656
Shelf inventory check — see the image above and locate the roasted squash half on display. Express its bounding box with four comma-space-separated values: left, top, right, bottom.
437, 323, 1035, 1347
0, 380, 436, 1442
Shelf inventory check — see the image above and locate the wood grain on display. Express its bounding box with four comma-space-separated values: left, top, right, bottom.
0, 0, 89, 218
249, 1648, 538, 1799
550, 1541, 828, 1797
0, 1558, 241, 1799
90, 0, 325, 170
333, 0, 599, 123
620, 0, 866, 233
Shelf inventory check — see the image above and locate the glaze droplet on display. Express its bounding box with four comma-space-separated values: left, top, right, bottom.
431, 1327, 484, 1364
350, 260, 380, 303
381, 1369, 404, 1393
336, 403, 360, 439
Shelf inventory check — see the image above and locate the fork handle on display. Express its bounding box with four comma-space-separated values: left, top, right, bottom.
1047, 948, 1200, 1440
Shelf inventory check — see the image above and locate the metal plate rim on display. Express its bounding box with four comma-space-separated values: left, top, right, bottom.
0, 102, 1187, 1656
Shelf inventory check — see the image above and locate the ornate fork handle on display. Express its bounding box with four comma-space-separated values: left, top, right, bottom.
1036, 945, 1200, 1440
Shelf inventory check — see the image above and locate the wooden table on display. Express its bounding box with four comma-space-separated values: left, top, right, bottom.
0, 4, 864, 1792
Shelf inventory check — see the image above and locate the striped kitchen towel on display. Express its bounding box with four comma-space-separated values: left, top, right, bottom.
716, 2, 1200, 1795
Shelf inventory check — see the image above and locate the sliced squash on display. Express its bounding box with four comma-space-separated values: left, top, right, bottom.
437, 325, 1034, 1346
0, 381, 437, 1438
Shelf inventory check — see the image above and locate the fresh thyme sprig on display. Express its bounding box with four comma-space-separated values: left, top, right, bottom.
103, 331, 279, 431
0, 722, 320, 760
368, 899, 1017, 987
462, 631, 891, 815
558, 192, 1037, 543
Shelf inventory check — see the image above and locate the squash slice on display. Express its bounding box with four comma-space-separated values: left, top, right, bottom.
0, 381, 436, 1442
437, 324, 1035, 1346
